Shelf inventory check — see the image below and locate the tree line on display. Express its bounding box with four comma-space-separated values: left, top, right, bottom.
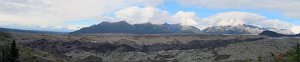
0, 32, 19, 62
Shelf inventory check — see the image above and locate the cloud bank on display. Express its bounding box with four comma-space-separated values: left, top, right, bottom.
200, 11, 298, 33
0, 0, 299, 33
112, 7, 299, 33
0, 0, 164, 31
201, 12, 294, 29
114, 6, 198, 26
177, 0, 300, 19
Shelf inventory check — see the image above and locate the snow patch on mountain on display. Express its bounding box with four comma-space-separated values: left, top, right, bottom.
202, 24, 294, 35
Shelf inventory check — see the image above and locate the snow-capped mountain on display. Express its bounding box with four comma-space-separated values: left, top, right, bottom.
202, 24, 294, 35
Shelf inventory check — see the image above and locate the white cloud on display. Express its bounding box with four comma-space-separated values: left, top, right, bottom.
291, 26, 300, 34
199, 11, 299, 33
115, 6, 171, 24
1, 0, 300, 34
173, 11, 198, 26
201, 12, 265, 26
177, 0, 300, 19
65, 25, 88, 31
0, 0, 164, 31
114, 6, 199, 26
256, 19, 294, 29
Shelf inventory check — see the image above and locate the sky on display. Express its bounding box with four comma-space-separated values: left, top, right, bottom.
1, 0, 300, 33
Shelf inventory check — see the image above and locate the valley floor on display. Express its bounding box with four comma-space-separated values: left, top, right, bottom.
10, 33, 300, 62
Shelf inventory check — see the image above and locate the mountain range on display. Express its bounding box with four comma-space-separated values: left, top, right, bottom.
70, 21, 201, 34
0, 21, 296, 35
70, 21, 296, 35
202, 24, 294, 35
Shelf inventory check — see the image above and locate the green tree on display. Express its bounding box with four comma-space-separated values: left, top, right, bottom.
9, 40, 19, 62
296, 43, 300, 62
285, 43, 300, 62
0, 32, 11, 62
1, 46, 6, 62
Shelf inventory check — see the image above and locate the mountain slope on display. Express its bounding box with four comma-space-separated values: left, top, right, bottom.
202, 24, 293, 35
202, 24, 262, 35
73, 21, 134, 34
262, 28, 294, 34
0, 32, 64, 62
132, 22, 171, 34
70, 21, 201, 34
259, 30, 285, 37
180, 26, 202, 33
259, 30, 300, 37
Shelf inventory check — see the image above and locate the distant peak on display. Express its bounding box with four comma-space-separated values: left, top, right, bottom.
212, 24, 259, 28
142, 22, 153, 25
100, 21, 110, 24
163, 22, 169, 25
118, 21, 128, 23
99, 21, 130, 24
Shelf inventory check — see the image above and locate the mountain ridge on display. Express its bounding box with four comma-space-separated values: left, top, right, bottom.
71, 21, 295, 35
70, 21, 201, 34
203, 24, 294, 35
259, 30, 300, 37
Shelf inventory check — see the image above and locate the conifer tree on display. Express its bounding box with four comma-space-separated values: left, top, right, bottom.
9, 40, 19, 62
296, 43, 300, 62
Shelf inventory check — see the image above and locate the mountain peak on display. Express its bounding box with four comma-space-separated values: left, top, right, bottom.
100, 21, 129, 24
259, 30, 285, 37
117, 21, 129, 24
242, 24, 260, 28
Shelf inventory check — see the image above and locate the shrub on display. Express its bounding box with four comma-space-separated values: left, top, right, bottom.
284, 43, 300, 62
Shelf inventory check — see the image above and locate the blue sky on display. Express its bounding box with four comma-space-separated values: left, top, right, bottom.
53, 0, 300, 26
1, 0, 300, 33
160, 0, 300, 25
